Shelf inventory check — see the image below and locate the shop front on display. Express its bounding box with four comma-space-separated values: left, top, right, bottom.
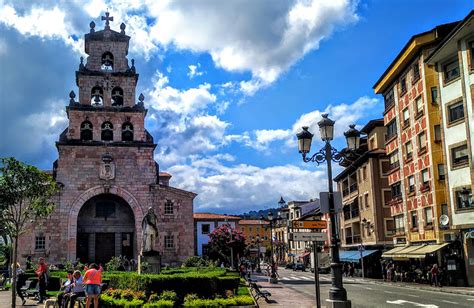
463, 229, 474, 286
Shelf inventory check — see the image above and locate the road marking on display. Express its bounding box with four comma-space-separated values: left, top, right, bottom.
300, 276, 311, 281
467, 298, 474, 301
441, 300, 458, 304
364, 287, 373, 290
386, 300, 438, 307
405, 294, 420, 298
384, 291, 395, 294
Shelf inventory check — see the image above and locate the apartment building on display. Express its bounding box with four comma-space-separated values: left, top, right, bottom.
374, 22, 460, 264
426, 11, 474, 286
193, 213, 240, 256
335, 119, 393, 277
239, 219, 271, 246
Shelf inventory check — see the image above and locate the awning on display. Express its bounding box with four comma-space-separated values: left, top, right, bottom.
339, 250, 379, 263
409, 243, 449, 258
382, 244, 447, 259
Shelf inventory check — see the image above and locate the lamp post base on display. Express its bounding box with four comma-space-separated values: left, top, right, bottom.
326, 299, 351, 308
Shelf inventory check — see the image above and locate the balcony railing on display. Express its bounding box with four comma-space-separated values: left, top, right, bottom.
389, 161, 400, 171
349, 183, 358, 193
342, 188, 349, 197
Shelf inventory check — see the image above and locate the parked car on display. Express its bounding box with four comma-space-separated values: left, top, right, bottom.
310, 266, 330, 274
293, 263, 306, 271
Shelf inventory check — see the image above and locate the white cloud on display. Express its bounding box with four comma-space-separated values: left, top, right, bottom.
167, 155, 327, 212
229, 96, 380, 151
147, 71, 216, 116
187, 63, 204, 79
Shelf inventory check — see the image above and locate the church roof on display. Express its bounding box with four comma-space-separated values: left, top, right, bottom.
194, 213, 241, 220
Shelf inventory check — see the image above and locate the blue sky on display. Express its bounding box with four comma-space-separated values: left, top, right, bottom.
0, 0, 471, 214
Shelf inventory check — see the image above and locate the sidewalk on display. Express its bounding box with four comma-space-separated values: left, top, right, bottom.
250, 273, 320, 307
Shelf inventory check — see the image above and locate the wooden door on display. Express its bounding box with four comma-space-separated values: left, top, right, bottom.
95, 233, 115, 264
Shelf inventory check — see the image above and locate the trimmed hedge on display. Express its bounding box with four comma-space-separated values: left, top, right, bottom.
106, 270, 239, 299
100, 294, 144, 307
143, 300, 175, 308
183, 295, 255, 307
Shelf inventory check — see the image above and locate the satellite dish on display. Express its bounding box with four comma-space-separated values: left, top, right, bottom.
440, 215, 449, 226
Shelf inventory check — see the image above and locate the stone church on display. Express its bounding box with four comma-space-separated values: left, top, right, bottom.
17, 13, 196, 266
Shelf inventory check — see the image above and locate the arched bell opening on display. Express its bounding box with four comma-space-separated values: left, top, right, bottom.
101, 121, 114, 141
111, 87, 124, 107
80, 121, 93, 141
91, 86, 104, 106
101, 52, 114, 71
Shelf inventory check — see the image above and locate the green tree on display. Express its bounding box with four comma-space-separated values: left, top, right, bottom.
207, 225, 246, 267
0, 157, 58, 307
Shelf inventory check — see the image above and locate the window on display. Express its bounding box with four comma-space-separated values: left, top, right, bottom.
369, 137, 376, 150
122, 122, 134, 142
101, 122, 114, 141
95, 201, 116, 218
405, 141, 413, 159
438, 164, 445, 180
362, 166, 367, 181
384, 89, 394, 109
289, 213, 293, 220
402, 108, 410, 126
418, 132, 426, 152
421, 169, 429, 185
101, 51, 114, 71
434, 125, 442, 142
164, 235, 174, 249
383, 190, 392, 206
415, 97, 423, 116
431, 87, 438, 104
470, 41, 474, 69
424, 207, 433, 226
408, 176, 415, 193
412, 62, 420, 81
389, 150, 399, 169
455, 188, 473, 210
202, 244, 209, 255
80, 121, 93, 141
35, 236, 46, 250
111, 87, 124, 106
400, 76, 407, 94
249, 227, 252, 232
164, 199, 174, 215
394, 214, 405, 233
91, 86, 104, 106
451, 144, 469, 167
364, 193, 369, 208
444, 60, 460, 82
386, 120, 397, 140
202, 224, 210, 234
391, 182, 402, 199
448, 101, 464, 123
381, 161, 390, 175
411, 211, 418, 228
386, 219, 395, 235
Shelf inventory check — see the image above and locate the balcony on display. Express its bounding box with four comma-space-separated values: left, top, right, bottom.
389, 161, 400, 171
349, 183, 358, 193
342, 188, 349, 197
345, 235, 362, 245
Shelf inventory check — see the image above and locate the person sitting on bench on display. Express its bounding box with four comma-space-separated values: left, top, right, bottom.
63, 271, 85, 308
57, 271, 73, 307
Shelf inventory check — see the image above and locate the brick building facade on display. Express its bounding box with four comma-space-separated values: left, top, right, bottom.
17, 14, 196, 266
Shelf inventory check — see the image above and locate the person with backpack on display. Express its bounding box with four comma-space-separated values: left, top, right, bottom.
35, 257, 48, 304
83, 263, 102, 308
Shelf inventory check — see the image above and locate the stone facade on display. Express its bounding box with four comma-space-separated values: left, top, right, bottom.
17, 14, 196, 266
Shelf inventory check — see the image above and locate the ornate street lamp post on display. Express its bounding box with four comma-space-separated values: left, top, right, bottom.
296, 114, 360, 308
260, 211, 282, 284
255, 235, 262, 273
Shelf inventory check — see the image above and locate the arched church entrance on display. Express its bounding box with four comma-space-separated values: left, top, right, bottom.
76, 194, 136, 264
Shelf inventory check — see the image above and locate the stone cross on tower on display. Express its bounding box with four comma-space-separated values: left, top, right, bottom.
101, 11, 113, 29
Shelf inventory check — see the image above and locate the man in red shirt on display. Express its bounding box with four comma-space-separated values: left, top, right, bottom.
35, 257, 48, 304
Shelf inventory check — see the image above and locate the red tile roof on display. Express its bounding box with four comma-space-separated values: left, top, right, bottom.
239, 220, 269, 225
193, 213, 241, 220
159, 172, 172, 177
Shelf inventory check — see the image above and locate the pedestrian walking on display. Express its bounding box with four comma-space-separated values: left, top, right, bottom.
349, 263, 355, 277
15, 263, 27, 305
343, 263, 349, 277
35, 257, 48, 304
430, 264, 439, 287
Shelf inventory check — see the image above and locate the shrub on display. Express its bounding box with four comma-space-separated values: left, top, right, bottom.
100, 294, 144, 307
159, 290, 177, 302
106, 256, 123, 271
183, 256, 209, 267
143, 300, 175, 308
183, 293, 199, 302
183, 295, 254, 307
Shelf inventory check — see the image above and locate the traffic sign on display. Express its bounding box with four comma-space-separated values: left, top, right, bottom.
292, 232, 328, 242
292, 220, 328, 229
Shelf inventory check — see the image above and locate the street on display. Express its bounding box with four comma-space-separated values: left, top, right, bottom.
257, 268, 474, 308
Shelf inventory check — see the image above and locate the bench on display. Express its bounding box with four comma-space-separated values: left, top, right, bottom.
249, 282, 271, 302
77, 282, 107, 308
20, 280, 40, 301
